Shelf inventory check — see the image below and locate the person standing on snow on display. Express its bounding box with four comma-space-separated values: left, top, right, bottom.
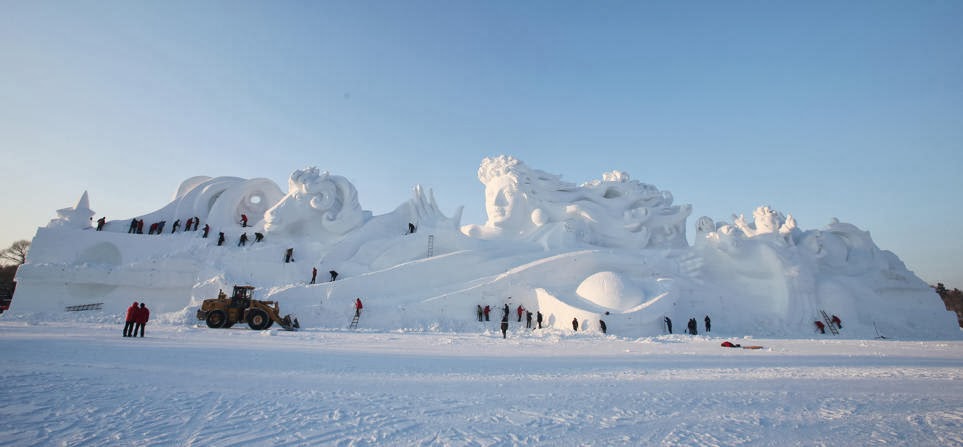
516, 305, 524, 322
354, 298, 363, 317
526, 310, 533, 329
171, 219, 181, 233
217, 232, 225, 246
238, 233, 248, 247
483, 305, 491, 321
687, 318, 698, 335
599, 319, 607, 334
500, 314, 509, 339
664, 316, 673, 334
476, 305, 483, 322
310, 267, 318, 284
572, 317, 579, 331
536, 311, 543, 329
96, 217, 106, 231
134, 302, 150, 337
123, 301, 139, 337
704, 315, 711, 333
240, 214, 248, 227
202, 224, 210, 238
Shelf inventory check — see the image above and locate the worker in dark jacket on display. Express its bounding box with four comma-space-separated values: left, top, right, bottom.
134, 303, 150, 337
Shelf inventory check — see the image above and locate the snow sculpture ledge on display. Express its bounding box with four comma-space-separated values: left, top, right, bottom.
461, 155, 691, 249
263, 167, 365, 241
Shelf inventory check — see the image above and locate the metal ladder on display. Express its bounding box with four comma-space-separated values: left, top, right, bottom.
819, 310, 839, 335
349, 311, 361, 329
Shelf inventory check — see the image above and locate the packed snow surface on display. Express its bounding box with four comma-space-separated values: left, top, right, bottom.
1, 321, 962, 446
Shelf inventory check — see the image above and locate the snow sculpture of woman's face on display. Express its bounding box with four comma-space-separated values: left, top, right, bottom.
485, 176, 531, 229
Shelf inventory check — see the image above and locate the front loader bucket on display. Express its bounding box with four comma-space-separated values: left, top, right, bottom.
280, 315, 300, 331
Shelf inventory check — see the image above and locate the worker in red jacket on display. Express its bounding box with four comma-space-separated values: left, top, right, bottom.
354, 298, 363, 317
814, 320, 825, 334
134, 303, 150, 338
123, 301, 139, 337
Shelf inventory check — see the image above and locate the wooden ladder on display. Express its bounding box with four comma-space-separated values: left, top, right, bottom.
819, 310, 839, 335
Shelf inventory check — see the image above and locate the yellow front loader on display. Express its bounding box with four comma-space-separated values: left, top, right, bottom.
196, 285, 299, 331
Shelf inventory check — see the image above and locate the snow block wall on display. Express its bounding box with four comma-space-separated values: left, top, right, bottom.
8, 156, 960, 339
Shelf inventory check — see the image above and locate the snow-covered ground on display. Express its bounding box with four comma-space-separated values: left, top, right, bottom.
2, 321, 961, 447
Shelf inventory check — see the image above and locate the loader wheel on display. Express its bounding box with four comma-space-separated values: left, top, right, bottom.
247, 309, 270, 330
263, 319, 274, 330
206, 310, 227, 329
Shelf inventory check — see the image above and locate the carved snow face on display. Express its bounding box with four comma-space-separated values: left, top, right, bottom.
485, 177, 529, 228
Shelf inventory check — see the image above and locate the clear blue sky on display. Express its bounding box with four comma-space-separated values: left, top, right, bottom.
2, 1, 961, 287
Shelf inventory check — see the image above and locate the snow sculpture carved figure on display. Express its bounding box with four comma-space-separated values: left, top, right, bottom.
462, 155, 691, 249
732, 205, 798, 246
263, 167, 365, 241
47, 191, 96, 230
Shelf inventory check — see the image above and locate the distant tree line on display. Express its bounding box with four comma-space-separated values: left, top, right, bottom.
934, 283, 963, 328
0, 240, 29, 313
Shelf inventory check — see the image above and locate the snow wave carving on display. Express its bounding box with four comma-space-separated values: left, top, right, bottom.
126, 176, 285, 231
462, 155, 691, 248
264, 167, 365, 241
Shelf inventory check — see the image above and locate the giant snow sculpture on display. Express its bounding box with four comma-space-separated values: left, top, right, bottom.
8, 156, 958, 339
461, 155, 691, 249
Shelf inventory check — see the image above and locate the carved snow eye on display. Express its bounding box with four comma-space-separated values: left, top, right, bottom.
249, 195, 262, 205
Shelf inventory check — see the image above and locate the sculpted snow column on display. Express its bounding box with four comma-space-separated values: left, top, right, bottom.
263, 167, 365, 241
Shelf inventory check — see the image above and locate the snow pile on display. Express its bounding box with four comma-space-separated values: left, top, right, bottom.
8, 155, 959, 339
